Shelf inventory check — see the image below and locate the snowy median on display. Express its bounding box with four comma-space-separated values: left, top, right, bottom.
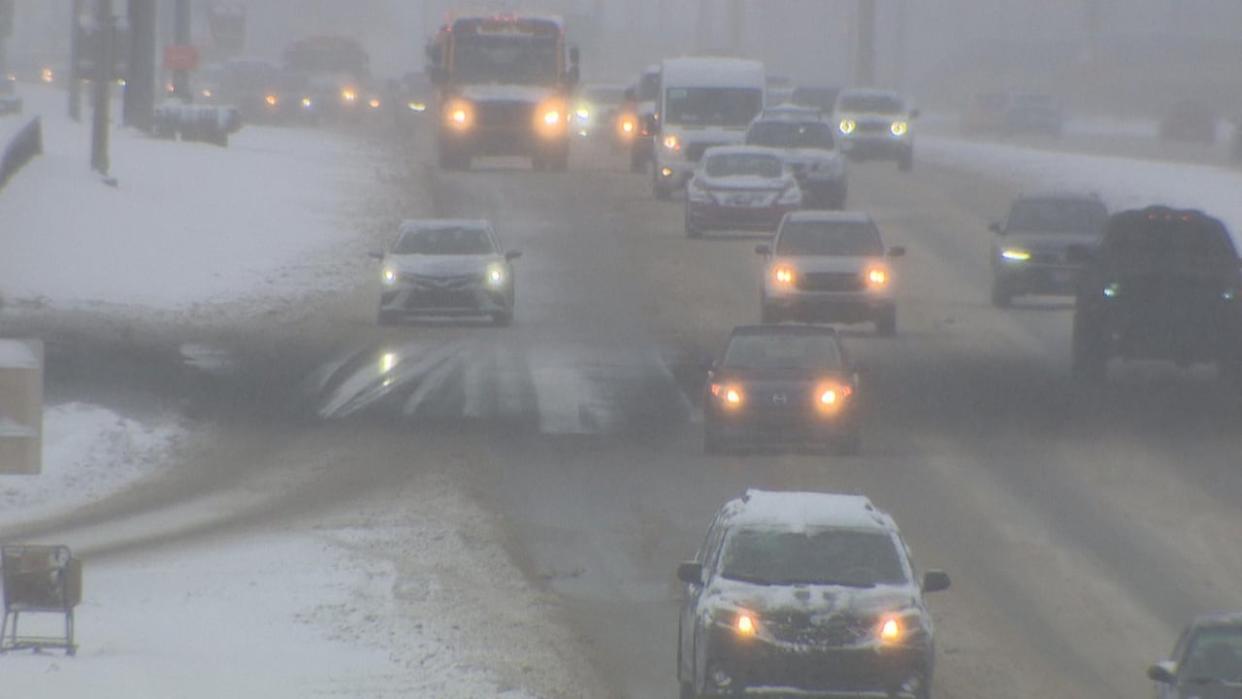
920, 135, 1242, 238
0, 84, 376, 319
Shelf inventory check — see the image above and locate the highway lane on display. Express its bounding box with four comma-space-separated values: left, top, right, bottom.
5, 124, 1241, 699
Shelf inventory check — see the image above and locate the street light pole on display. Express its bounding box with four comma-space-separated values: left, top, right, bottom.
90, 0, 113, 175
854, 0, 876, 86
68, 0, 84, 121
172, 0, 190, 101
124, 0, 156, 130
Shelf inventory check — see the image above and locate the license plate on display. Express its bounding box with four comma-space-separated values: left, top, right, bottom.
727, 193, 762, 207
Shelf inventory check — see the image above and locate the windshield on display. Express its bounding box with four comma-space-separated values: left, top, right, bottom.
704, 153, 783, 179
720, 527, 908, 586
452, 34, 559, 85
393, 228, 495, 255
1007, 199, 1108, 234
838, 93, 904, 113
722, 333, 843, 371
1183, 628, 1242, 683
665, 87, 763, 127
747, 121, 835, 149
777, 220, 884, 256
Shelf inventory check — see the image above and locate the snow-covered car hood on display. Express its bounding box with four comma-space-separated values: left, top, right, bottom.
385, 254, 500, 277
1001, 231, 1099, 255
456, 84, 556, 105
697, 174, 793, 192
780, 255, 883, 274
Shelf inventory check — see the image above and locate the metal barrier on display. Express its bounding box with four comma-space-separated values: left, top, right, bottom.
153, 103, 242, 147
1, 545, 82, 655
0, 117, 42, 191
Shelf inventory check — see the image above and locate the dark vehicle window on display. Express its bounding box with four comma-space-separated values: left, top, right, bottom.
747, 121, 834, 149
838, 93, 904, 113
791, 87, 839, 111
704, 153, 782, 179
1181, 628, 1242, 683
638, 72, 660, 101
1104, 216, 1237, 257
777, 221, 884, 257
1007, 199, 1107, 234
722, 334, 842, 371
720, 527, 908, 587
453, 35, 559, 85
394, 228, 495, 255
665, 87, 763, 127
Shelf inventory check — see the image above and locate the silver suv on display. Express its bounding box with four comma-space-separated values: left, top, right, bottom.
758, 211, 905, 335
676, 489, 950, 699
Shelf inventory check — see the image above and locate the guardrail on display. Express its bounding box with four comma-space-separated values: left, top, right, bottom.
0, 117, 42, 192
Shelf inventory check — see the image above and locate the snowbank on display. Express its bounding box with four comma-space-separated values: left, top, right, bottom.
0, 402, 185, 526
920, 135, 1242, 239
0, 84, 373, 315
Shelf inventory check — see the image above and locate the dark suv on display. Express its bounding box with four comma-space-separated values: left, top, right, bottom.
676, 490, 950, 699
989, 192, 1108, 307
1148, 612, 1242, 698
1072, 207, 1242, 381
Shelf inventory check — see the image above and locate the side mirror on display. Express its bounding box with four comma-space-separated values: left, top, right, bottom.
368, 251, 385, 260
887, 245, 906, 258
676, 561, 703, 585
1066, 244, 1093, 264
755, 243, 771, 256
505, 250, 522, 261
921, 570, 951, 593
1147, 662, 1177, 685
988, 221, 1004, 235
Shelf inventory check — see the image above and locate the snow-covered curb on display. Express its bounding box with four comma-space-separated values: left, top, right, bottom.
0, 402, 186, 527
920, 135, 1242, 239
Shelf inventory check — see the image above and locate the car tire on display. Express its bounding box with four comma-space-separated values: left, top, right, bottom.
990, 278, 1013, 308
876, 306, 897, 337
898, 147, 914, 172
1072, 322, 1108, 382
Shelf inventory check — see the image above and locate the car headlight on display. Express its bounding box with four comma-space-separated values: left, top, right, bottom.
815, 381, 853, 412
341, 87, 358, 103
710, 383, 745, 408
1223, 288, 1237, 301
382, 268, 398, 285
1000, 248, 1031, 262
265, 94, 279, 107
407, 100, 427, 112
619, 116, 636, 137
575, 105, 591, 122
201, 88, 213, 99
866, 266, 889, 289
772, 264, 797, 288
1103, 281, 1121, 298
663, 134, 680, 151
485, 263, 507, 288
777, 185, 802, 205
878, 614, 904, 644
839, 118, 856, 134
368, 97, 382, 110
890, 120, 909, 136
301, 97, 314, 109
445, 100, 474, 130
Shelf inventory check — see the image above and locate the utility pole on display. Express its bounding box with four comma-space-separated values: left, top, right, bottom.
90, 0, 113, 175
124, 0, 156, 130
727, 0, 744, 56
172, 0, 190, 102
854, 0, 876, 86
69, 0, 84, 121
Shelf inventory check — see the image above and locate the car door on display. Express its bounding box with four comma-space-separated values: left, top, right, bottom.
679, 515, 726, 684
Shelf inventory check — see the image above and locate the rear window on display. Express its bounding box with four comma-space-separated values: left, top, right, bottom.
722, 333, 842, 371
704, 152, 783, 179
777, 220, 884, 257
1104, 214, 1237, 258
746, 121, 834, 149
1007, 199, 1107, 234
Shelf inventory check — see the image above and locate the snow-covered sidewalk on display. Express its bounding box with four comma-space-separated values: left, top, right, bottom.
0, 84, 376, 318
920, 134, 1242, 237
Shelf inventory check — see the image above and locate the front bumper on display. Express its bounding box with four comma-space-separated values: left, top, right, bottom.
703, 628, 929, 697
705, 405, 856, 446
379, 283, 510, 317
689, 199, 799, 232
440, 126, 568, 158
765, 291, 893, 324
839, 135, 911, 161
995, 263, 1080, 296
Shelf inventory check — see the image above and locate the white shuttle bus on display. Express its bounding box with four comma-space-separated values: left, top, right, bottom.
651, 57, 766, 199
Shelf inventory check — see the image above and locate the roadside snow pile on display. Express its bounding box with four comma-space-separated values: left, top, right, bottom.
921, 136, 1242, 238
0, 402, 184, 526
0, 84, 373, 316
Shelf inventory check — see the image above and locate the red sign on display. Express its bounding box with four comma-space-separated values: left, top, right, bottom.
163, 45, 200, 72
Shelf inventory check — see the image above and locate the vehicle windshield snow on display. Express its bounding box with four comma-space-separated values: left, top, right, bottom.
720, 527, 907, 587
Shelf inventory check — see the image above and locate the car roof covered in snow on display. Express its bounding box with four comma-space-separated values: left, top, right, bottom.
660, 57, 765, 89
782, 210, 874, 225
718, 489, 898, 533
399, 219, 491, 233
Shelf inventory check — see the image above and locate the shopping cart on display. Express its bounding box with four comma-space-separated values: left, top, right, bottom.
1, 545, 82, 655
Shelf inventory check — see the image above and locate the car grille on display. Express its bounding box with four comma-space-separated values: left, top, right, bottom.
402, 273, 481, 290
405, 290, 478, 309
474, 101, 534, 129
856, 121, 890, 134
798, 272, 864, 292
686, 142, 726, 162
763, 610, 875, 647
